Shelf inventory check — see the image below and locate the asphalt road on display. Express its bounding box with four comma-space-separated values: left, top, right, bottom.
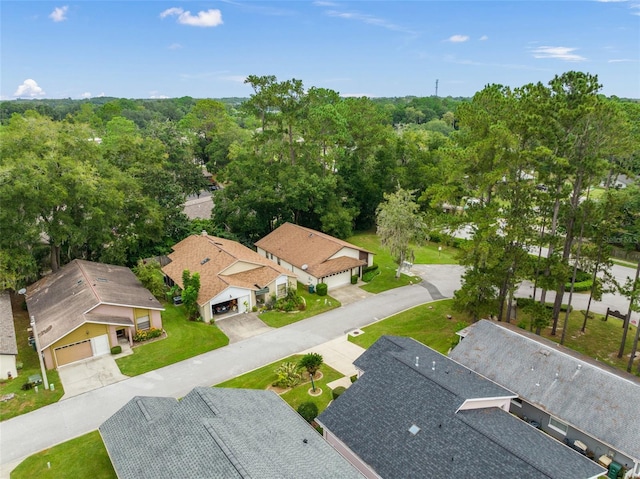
1, 260, 637, 476
0, 280, 443, 474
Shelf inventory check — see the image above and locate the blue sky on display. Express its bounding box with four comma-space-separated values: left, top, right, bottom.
2, 1, 639, 100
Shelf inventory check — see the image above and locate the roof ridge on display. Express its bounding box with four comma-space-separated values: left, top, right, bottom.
203, 421, 253, 479
75, 259, 103, 304
486, 320, 640, 387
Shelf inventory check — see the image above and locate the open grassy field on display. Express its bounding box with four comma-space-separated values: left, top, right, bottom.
259, 283, 341, 328
0, 293, 64, 422
116, 302, 229, 376
10, 431, 116, 479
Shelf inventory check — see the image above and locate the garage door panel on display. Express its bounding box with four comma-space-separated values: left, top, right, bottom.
323, 271, 351, 290
55, 341, 92, 367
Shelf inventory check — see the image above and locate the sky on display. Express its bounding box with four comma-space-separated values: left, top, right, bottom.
1, 1, 639, 100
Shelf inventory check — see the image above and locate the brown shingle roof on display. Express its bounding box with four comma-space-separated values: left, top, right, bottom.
255, 223, 371, 278
25, 260, 163, 350
162, 234, 295, 305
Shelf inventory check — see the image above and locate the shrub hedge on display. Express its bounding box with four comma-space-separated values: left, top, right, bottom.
110, 345, 122, 355
297, 402, 318, 423
316, 283, 328, 296
332, 386, 346, 400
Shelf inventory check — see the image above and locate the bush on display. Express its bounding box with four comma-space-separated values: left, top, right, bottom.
21, 382, 33, 390
350, 374, 358, 383
252, 305, 258, 312
565, 280, 593, 292
362, 269, 380, 282
133, 327, 163, 342
110, 345, 122, 354
272, 362, 302, 388
351, 275, 358, 284
316, 283, 328, 296
275, 290, 305, 312
297, 401, 319, 423
362, 264, 379, 275
299, 353, 324, 378
332, 386, 346, 400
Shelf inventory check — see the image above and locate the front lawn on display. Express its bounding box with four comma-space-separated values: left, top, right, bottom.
259, 284, 341, 328
0, 293, 64, 422
216, 354, 343, 414
349, 299, 470, 354
346, 232, 457, 293
116, 303, 229, 376
10, 430, 116, 479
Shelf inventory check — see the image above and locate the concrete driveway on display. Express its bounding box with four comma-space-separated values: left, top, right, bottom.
57, 355, 129, 400
215, 313, 273, 343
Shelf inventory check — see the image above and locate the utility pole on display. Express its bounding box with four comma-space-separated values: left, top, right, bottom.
435, 79, 439, 97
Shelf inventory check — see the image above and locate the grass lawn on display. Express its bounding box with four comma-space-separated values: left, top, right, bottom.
116, 303, 229, 376
0, 294, 64, 422
259, 283, 341, 328
346, 232, 457, 294
349, 299, 471, 354
216, 354, 343, 414
521, 310, 640, 374
10, 430, 116, 479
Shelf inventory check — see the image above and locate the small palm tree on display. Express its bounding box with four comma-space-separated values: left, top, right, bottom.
299, 353, 323, 379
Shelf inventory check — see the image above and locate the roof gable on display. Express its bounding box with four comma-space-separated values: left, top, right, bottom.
163, 234, 294, 304
25, 260, 162, 349
449, 320, 640, 461
99, 387, 364, 479
255, 223, 371, 277
318, 336, 605, 479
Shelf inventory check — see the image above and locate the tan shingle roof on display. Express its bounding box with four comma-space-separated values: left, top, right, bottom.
255, 223, 371, 278
25, 260, 163, 350
162, 234, 295, 305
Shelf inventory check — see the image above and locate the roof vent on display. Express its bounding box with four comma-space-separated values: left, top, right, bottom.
432, 361, 436, 371
408, 424, 420, 435
415, 356, 419, 367
200, 257, 210, 265
96, 277, 108, 282
201, 230, 208, 236
302, 264, 308, 270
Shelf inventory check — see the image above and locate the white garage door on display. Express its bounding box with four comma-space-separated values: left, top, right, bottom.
322, 271, 352, 290
91, 335, 111, 356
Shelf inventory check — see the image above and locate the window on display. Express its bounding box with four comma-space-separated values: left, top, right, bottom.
511, 397, 523, 408
277, 283, 287, 298
136, 315, 150, 331
548, 417, 568, 435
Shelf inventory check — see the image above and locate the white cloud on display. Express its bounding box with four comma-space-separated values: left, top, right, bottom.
149, 92, 169, 99
160, 7, 223, 27
14, 79, 46, 98
49, 6, 68, 22
168, 43, 183, 50
313, 1, 338, 6
448, 35, 469, 43
97, 92, 105, 97
479, 35, 488, 41
531, 46, 586, 62
608, 58, 638, 62
80, 92, 92, 99
324, 9, 417, 35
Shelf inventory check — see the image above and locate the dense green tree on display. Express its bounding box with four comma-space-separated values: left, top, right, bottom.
376, 187, 427, 279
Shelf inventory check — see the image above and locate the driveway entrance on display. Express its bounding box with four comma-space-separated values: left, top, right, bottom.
58, 355, 128, 399
215, 313, 273, 343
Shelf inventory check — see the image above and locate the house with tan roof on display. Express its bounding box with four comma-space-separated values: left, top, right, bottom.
25, 260, 163, 370
255, 223, 374, 290
162, 232, 297, 322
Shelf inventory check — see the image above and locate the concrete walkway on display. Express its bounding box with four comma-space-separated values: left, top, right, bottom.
0, 282, 438, 475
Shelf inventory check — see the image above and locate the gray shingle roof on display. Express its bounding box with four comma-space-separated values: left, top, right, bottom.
99, 387, 364, 479
0, 292, 18, 356
317, 335, 605, 479
449, 319, 640, 462
25, 260, 163, 349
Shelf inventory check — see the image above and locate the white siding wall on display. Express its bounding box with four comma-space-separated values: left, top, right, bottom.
0, 354, 17, 379
329, 247, 359, 261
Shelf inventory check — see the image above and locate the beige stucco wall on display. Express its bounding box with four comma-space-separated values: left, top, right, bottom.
457, 397, 511, 412
221, 261, 261, 275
